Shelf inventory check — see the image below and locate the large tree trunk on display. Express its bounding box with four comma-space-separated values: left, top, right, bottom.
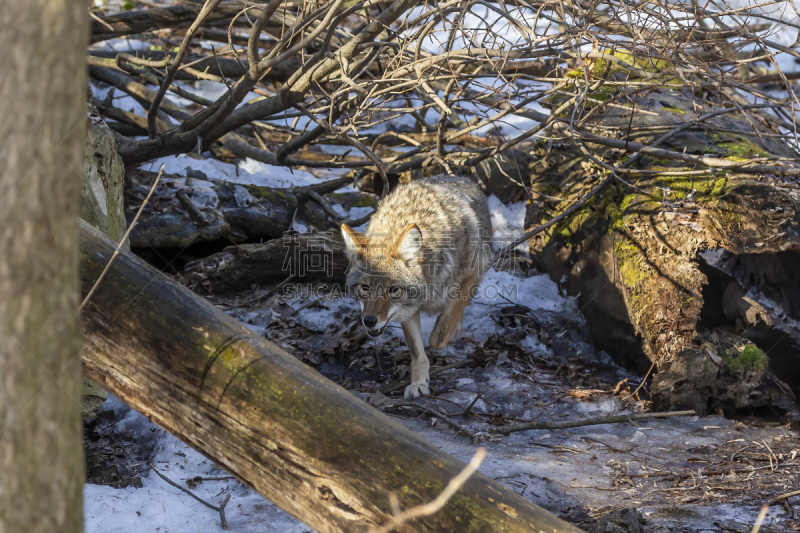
0, 2, 87, 532
527, 87, 800, 414
79, 221, 580, 533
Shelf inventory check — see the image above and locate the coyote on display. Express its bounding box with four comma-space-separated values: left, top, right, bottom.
341, 175, 492, 398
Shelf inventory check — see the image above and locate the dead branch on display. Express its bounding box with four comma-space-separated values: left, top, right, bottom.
371, 448, 487, 533
90, 3, 243, 43
491, 410, 697, 436
148, 463, 232, 530
88, 0, 800, 178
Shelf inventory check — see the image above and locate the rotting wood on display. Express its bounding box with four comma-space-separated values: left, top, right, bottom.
526, 87, 800, 414
79, 220, 582, 533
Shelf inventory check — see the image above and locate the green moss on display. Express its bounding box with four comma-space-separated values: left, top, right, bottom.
654, 175, 727, 201
247, 185, 292, 201
608, 193, 660, 232
591, 90, 613, 102
723, 344, 769, 374
613, 238, 649, 316
711, 133, 772, 160
615, 239, 648, 286
590, 49, 673, 78
659, 104, 688, 116
329, 193, 378, 209
711, 176, 727, 196
714, 205, 742, 228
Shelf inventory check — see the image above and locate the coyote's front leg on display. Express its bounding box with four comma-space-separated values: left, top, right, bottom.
401, 310, 429, 399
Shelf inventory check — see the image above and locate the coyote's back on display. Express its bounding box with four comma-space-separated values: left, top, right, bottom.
341, 175, 492, 398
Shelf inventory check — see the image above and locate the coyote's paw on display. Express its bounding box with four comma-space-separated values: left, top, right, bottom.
450, 325, 463, 343
404, 381, 429, 399
428, 336, 448, 351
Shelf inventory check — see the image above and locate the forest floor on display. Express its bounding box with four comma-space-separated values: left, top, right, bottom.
83, 149, 800, 533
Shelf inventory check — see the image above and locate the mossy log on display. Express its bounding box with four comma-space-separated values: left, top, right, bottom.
527, 88, 800, 414
79, 220, 580, 533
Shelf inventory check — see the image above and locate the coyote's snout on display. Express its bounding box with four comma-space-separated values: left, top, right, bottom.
341, 175, 492, 398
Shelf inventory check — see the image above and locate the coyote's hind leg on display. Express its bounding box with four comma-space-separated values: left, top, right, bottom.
429, 271, 479, 350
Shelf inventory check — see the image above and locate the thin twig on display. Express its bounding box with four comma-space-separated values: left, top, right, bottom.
399, 400, 477, 441
767, 488, 800, 505
751, 504, 769, 533
147, 0, 224, 137
295, 103, 390, 197
493, 174, 615, 262
148, 463, 232, 530
370, 447, 487, 533
623, 361, 655, 400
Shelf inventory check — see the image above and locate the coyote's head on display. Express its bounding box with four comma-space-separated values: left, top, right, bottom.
340, 223, 427, 337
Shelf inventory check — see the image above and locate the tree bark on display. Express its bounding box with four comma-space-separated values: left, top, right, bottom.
182, 233, 349, 294
526, 87, 800, 413
0, 2, 87, 532
79, 221, 580, 533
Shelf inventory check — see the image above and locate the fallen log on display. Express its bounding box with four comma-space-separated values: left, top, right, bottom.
181, 232, 348, 294
125, 169, 370, 249
527, 87, 800, 414
79, 220, 581, 533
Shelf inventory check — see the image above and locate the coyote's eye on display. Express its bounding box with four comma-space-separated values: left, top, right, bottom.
356, 284, 370, 298
388, 285, 403, 298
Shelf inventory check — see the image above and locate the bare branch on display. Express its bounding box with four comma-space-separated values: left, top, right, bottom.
371, 447, 487, 533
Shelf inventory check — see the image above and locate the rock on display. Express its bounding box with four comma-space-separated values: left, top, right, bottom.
474, 149, 530, 203
82, 108, 127, 247
81, 378, 109, 421
594, 508, 645, 533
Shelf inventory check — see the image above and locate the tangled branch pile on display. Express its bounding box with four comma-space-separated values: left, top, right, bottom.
89, 0, 800, 174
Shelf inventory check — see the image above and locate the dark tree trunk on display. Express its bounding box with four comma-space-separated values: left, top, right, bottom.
79, 221, 580, 533
0, 2, 87, 531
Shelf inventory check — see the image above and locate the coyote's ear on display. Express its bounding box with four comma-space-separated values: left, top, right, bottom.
394, 224, 423, 262
341, 224, 366, 258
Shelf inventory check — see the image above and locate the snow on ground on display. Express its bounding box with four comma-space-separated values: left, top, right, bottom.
487, 194, 527, 250
85, 398, 307, 533
139, 154, 326, 188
